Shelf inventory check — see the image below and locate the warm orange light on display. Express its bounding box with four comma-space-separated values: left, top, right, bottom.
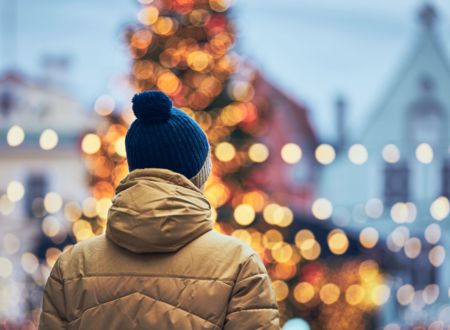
157, 71, 181, 95
320, 283, 340, 305
187, 50, 212, 72
272, 280, 289, 302
81, 134, 102, 154
294, 282, 315, 304
137, 6, 159, 25
233, 204, 255, 226
215, 142, 236, 162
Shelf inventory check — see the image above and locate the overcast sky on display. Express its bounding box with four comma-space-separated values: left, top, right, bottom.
1, 0, 450, 140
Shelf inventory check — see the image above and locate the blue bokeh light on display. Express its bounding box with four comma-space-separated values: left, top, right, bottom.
283, 318, 311, 330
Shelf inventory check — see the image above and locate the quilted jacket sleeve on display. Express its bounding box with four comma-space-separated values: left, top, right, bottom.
224, 253, 280, 330
38, 258, 67, 330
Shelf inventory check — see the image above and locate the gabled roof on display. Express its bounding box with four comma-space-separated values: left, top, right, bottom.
360, 4, 450, 140
0, 71, 28, 86
0, 70, 95, 148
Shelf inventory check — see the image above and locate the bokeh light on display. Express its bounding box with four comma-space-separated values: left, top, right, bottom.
371, 284, 390, 306
73, 219, 94, 241
82, 198, 98, 218
64, 201, 82, 222
312, 198, 333, 220
365, 198, 384, 218
3, 234, 21, 255
215, 142, 236, 162
21, 253, 39, 274
0, 257, 13, 278
6, 125, 25, 147
81, 133, 102, 154
422, 284, 439, 305
6, 181, 24, 202
315, 144, 336, 165
396, 284, 414, 306
428, 245, 445, 267
44, 192, 63, 214
430, 196, 450, 220
272, 280, 289, 302
424, 223, 441, 244
137, 6, 159, 25
327, 229, 349, 255
404, 237, 421, 259
359, 227, 379, 249
248, 143, 269, 163
42, 216, 61, 237
382, 144, 400, 163
299, 239, 321, 260
282, 318, 311, 330
0, 195, 15, 216
281, 143, 302, 164
294, 229, 315, 248
415, 143, 433, 164
348, 144, 368, 165
114, 136, 127, 157
345, 284, 365, 306
390, 202, 416, 223
209, 0, 232, 12
94, 95, 115, 116
320, 283, 340, 305
233, 204, 255, 226
39, 129, 59, 150
294, 282, 315, 304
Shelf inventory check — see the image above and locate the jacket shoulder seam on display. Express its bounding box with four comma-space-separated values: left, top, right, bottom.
238, 272, 268, 282
237, 253, 267, 282
62, 273, 234, 286
226, 307, 279, 316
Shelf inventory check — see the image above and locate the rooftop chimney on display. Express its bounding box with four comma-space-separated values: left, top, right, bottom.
335, 95, 347, 152
418, 3, 437, 30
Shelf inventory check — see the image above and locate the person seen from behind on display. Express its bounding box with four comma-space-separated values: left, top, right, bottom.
38, 90, 280, 329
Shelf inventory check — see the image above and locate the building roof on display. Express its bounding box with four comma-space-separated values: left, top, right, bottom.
0, 70, 95, 149
361, 3, 450, 143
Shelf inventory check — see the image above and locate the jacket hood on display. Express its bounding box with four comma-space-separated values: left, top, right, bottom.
106, 168, 213, 253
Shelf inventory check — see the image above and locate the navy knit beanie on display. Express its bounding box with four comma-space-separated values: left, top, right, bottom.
125, 90, 211, 189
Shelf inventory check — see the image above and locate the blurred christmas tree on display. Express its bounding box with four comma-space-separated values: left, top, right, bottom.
83, 0, 271, 233
126, 0, 271, 220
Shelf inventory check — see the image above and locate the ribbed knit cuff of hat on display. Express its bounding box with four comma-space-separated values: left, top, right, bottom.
190, 151, 212, 190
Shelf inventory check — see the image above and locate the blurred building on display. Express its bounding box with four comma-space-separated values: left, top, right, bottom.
319, 4, 450, 327
0, 71, 93, 321
251, 73, 318, 214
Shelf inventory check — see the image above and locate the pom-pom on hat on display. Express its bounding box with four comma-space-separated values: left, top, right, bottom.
131, 90, 172, 123
125, 90, 211, 189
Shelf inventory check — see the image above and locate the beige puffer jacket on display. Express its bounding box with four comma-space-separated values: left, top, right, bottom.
39, 169, 280, 329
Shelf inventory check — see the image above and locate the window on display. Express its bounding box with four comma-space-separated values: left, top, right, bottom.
407, 74, 445, 147
25, 174, 48, 219
442, 160, 450, 198
384, 162, 409, 206
409, 100, 443, 145
0, 89, 14, 117
411, 247, 436, 289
